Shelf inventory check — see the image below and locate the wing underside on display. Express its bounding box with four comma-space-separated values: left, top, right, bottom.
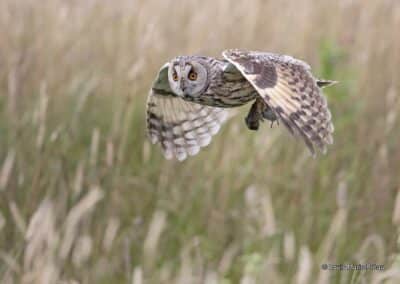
223, 49, 334, 155
146, 63, 228, 161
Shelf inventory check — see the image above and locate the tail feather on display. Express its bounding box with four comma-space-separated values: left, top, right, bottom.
317, 79, 338, 88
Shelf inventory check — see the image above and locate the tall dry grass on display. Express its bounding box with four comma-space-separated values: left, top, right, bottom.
0, 0, 400, 283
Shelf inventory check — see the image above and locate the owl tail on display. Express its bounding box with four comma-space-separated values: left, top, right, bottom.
316, 79, 338, 88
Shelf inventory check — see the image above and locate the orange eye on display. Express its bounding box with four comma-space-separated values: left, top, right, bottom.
172, 72, 178, 81
188, 71, 197, 81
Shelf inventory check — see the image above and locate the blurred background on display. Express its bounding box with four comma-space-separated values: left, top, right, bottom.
0, 0, 400, 283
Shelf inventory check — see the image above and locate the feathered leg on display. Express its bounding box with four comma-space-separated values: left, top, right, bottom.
263, 105, 279, 128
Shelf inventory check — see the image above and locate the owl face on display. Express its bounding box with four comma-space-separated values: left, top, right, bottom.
168, 57, 208, 97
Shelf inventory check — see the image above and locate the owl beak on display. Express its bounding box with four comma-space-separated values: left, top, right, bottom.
180, 80, 187, 94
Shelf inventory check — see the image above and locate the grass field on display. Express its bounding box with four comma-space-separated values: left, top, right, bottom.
1, 0, 400, 283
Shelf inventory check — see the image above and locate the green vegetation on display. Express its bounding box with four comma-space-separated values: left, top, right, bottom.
0, 0, 400, 283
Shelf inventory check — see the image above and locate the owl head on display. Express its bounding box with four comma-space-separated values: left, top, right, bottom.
167, 56, 209, 97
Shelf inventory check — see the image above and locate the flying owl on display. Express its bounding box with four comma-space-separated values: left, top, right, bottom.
146, 49, 336, 161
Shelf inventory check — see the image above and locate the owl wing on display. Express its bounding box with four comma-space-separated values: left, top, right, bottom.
147, 63, 228, 161
223, 49, 334, 156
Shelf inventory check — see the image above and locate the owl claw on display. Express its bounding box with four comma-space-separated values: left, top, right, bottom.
262, 108, 277, 122
262, 106, 279, 128
270, 120, 279, 128
246, 99, 280, 131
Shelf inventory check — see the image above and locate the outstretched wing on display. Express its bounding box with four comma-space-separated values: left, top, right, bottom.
147, 63, 228, 161
223, 49, 334, 156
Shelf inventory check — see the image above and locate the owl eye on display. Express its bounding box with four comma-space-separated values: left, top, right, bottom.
172, 72, 178, 81
188, 71, 197, 81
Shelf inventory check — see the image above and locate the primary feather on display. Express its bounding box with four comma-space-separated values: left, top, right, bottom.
223, 49, 334, 156
146, 63, 228, 161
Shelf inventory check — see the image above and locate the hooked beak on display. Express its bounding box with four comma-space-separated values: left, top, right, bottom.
180, 80, 186, 94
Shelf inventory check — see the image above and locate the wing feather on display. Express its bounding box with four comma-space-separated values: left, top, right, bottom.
146, 63, 228, 161
223, 49, 335, 156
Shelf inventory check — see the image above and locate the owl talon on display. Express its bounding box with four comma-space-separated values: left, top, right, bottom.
270, 119, 279, 128
262, 108, 277, 122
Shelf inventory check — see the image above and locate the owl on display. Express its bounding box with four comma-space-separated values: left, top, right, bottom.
146, 49, 336, 161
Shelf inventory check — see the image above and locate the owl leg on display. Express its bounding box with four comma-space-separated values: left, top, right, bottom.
245, 98, 279, 130
245, 98, 264, 131
262, 104, 279, 128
